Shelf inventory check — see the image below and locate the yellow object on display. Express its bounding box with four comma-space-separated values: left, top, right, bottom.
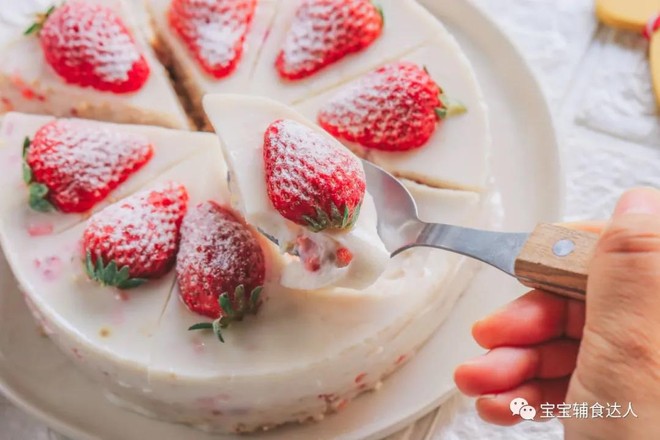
596, 0, 660, 107
596, 0, 660, 32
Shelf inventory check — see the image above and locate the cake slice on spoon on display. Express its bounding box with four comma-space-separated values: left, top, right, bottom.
203, 94, 389, 290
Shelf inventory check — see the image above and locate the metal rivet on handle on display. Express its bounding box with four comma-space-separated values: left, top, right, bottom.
553, 239, 575, 257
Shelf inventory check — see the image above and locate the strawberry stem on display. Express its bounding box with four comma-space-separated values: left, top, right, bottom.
188, 285, 264, 343
436, 92, 467, 120
24, 5, 56, 36
302, 202, 361, 232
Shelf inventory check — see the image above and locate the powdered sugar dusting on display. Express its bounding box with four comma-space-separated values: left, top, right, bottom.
276, 0, 383, 79
176, 201, 265, 319
168, 0, 256, 79
27, 119, 153, 212
318, 61, 442, 151
264, 119, 365, 218
39, 1, 149, 91
83, 182, 188, 279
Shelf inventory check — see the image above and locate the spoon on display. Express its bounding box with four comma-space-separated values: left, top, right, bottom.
363, 160, 598, 301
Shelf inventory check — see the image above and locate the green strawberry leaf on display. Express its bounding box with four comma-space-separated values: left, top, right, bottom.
250, 286, 263, 311
189, 285, 265, 344
84, 251, 146, 290
117, 278, 147, 290
22, 138, 35, 185
22, 162, 33, 185
187, 321, 225, 343
437, 93, 467, 119
28, 183, 54, 212
22, 137, 30, 158
302, 215, 323, 232
188, 323, 213, 331
24, 5, 56, 35
219, 293, 234, 317
23, 23, 40, 36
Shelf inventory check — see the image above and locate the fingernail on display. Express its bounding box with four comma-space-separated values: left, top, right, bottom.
614, 187, 660, 216
478, 394, 498, 400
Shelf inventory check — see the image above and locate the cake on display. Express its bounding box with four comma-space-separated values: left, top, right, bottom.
0, 0, 494, 434
0, 0, 190, 129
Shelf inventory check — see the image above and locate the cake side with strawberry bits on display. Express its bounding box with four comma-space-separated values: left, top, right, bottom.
0, 0, 190, 128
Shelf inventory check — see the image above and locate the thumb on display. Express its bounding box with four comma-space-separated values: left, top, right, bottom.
572, 188, 660, 402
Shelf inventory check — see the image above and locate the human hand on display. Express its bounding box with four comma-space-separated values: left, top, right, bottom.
454, 188, 660, 439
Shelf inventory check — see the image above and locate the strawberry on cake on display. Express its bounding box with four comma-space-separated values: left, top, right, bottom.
0, 0, 189, 128
296, 35, 491, 191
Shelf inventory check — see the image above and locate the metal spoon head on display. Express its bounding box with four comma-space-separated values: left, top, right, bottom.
361, 160, 425, 254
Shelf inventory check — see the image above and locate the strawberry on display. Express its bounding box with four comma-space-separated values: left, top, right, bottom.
178, 201, 265, 342
275, 0, 383, 80
83, 183, 188, 289
335, 247, 353, 268
168, 0, 257, 79
26, 2, 150, 94
23, 119, 153, 213
318, 61, 467, 151
263, 119, 365, 232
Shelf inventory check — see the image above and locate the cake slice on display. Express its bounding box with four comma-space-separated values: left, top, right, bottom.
249, 0, 442, 105
0, 0, 189, 129
0, 146, 227, 408
145, 0, 279, 127
203, 94, 389, 290
0, 112, 215, 238
295, 35, 491, 191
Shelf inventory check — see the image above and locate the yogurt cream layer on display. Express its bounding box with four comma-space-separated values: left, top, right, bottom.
203, 94, 389, 290
0, 112, 212, 236
0, 0, 189, 129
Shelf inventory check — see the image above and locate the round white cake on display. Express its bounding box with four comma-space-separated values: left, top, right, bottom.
0, 0, 492, 434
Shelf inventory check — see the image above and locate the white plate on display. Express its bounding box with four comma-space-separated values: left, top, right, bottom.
0, 1, 562, 439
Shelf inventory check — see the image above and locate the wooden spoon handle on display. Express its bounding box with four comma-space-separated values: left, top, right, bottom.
514, 224, 599, 301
